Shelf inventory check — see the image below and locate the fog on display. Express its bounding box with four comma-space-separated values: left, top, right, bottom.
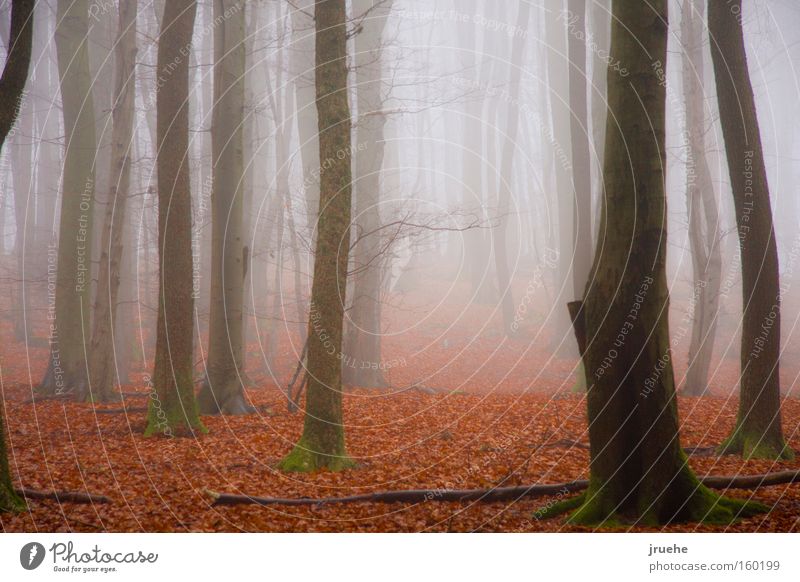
0, 0, 797, 406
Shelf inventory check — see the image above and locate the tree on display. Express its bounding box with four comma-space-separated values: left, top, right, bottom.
0, 0, 34, 513
85, 0, 138, 403
680, 0, 721, 396
343, 0, 393, 387
544, 0, 576, 354
197, 0, 251, 415
41, 0, 97, 396
552, 0, 765, 525
567, 0, 592, 300
491, 0, 530, 336
280, 0, 355, 472
709, 0, 792, 459
144, 0, 205, 436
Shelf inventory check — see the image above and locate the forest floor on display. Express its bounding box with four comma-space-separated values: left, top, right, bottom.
2, 280, 800, 532
2, 379, 799, 532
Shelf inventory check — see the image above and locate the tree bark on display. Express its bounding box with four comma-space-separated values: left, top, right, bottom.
85, 0, 138, 403
41, 0, 98, 396
144, 0, 205, 436
207, 469, 800, 508
279, 0, 354, 472
197, 0, 251, 415
564, 0, 765, 525
709, 0, 791, 460
0, 0, 34, 514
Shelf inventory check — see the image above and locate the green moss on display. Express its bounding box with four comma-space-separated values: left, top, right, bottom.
0, 490, 26, 513
570, 362, 587, 393
278, 436, 355, 473
564, 482, 768, 527
718, 430, 794, 461
533, 493, 585, 520
144, 398, 207, 437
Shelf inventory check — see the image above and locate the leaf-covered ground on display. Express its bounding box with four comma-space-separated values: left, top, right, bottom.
2, 281, 800, 532
2, 379, 799, 532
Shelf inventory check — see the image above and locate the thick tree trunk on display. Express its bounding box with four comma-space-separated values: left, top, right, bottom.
41, 0, 98, 396
681, 0, 721, 397
279, 0, 354, 472
563, 0, 765, 525
144, 0, 205, 436
197, 0, 251, 415
343, 0, 393, 387
85, 0, 138, 403
709, 0, 791, 460
0, 0, 34, 514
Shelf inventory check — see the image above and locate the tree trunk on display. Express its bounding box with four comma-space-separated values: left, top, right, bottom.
544, 1, 576, 355
144, 0, 205, 436
562, 0, 765, 525
85, 0, 138, 403
41, 0, 98, 396
709, 0, 791, 460
681, 0, 721, 397
491, 1, 529, 336
289, 0, 321, 227
279, 0, 354, 472
567, 0, 592, 299
0, 0, 34, 514
197, 0, 250, 415
343, 0, 393, 387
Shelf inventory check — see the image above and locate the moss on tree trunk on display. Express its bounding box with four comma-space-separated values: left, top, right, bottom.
280, 0, 355, 472
554, 0, 767, 526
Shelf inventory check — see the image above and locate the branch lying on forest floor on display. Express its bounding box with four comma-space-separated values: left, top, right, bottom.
205, 470, 800, 508
18, 488, 111, 504
544, 439, 723, 457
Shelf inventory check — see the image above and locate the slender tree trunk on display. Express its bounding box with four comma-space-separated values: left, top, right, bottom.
197, 0, 250, 415
681, 0, 721, 397
709, 0, 791, 460
280, 0, 354, 472
0, 0, 34, 514
144, 0, 205, 436
10, 98, 33, 342
40, 0, 98, 396
289, 0, 321, 227
343, 0, 393, 386
567, 0, 592, 299
490, 1, 530, 335
85, 0, 138, 403
559, 0, 765, 525
544, 0, 576, 355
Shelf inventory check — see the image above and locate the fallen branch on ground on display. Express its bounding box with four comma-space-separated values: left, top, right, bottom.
92, 407, 148, 414
18, 488, 111, 504
206, 469, 800, 508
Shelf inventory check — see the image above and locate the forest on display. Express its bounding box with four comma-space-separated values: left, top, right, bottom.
0, 0, 799, 533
